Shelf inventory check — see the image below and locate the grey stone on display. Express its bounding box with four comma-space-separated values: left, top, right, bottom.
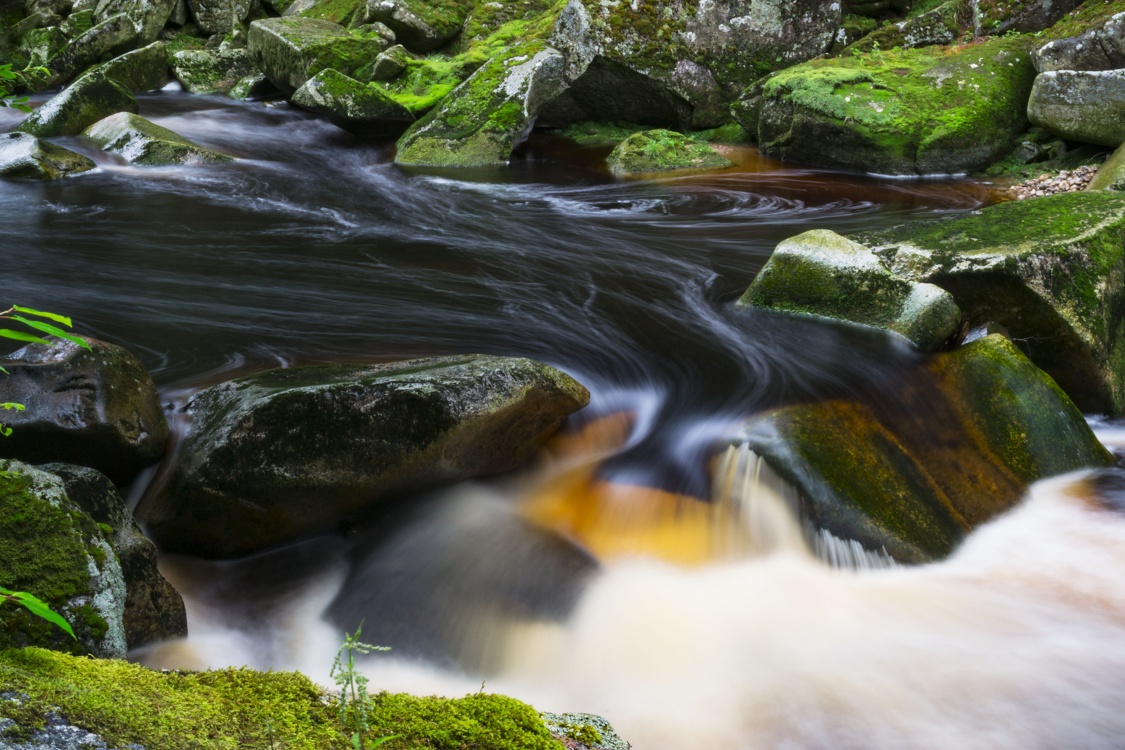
291, 68, 414, 137
94, 0, 178, 46
0, 132, 96, 179
42, 13, 138, 90
170, 47, 256, 94
1028, 69, 1125, 147
1033, 12, 1125, 72
98, 41, 170, 91
17, 71, 138, 137
187, 0, 253, 35
248, 16, 391, 94
364, 0, 464, 52
370, 42, 410, 80
84, 111, 233, 164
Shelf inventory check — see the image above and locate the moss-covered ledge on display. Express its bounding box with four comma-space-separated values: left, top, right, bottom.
0, 648, 622, 750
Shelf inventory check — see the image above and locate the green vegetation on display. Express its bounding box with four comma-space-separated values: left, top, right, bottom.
331, 626, 391, 750
0, 64, 32, 112
0, 587, 74, 639
0, 305, 89, 436
606, 128, 734, 175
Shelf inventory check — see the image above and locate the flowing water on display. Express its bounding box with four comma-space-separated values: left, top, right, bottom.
7, 90, 1125, 748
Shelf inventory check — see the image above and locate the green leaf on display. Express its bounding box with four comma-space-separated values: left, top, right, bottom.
0, 587, 76, 639
0, 329, 48, 345
10, 317, 89, 349
371, 737, 399, 747
1, 403, 25, 411
0, 366, 7, 374
12, 306, 73, 327
0, 425, 11, 437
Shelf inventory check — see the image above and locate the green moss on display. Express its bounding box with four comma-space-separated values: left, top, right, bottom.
0, 649, 568, 750
1042, 0, 1125, 39
557, 120, 650, 146
606, 128, 733, 175
297, 0, 366, 26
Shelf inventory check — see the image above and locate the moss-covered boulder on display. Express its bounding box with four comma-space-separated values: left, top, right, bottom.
39, 13, 138, 91
856, 191, 1125, 414
975, 0, 1084, 34
737, 334, 1113, 563
0, 132, 95, 179
170, 48, 257, 94
737, 229, 961, 351
365, 0, 472, 52
247, 16, 393, 95
845, 0, 970, 54
370, 42, 412, 80
228, 71, 278, 99
84, 111, 233, 165
606, 129, 733, 176
93, 0, 178, 46
136, 354, 589, 558
1027, 70, 1125, 147
98, 41, 170, 91
1089, 141, 1125, 191
1032, 11, 1125, 72
187, 0, 253, 35
0, 337, 170, 483
395, 42, 566, 167
753, 37, 1036, 175
38, 464, 187, 649
291, 68, 415, 136
16, 71, 138, 138
0, 462, 127, 659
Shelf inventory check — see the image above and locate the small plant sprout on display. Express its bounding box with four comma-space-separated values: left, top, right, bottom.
0, 586, 76, 639
330, 624, 393, 750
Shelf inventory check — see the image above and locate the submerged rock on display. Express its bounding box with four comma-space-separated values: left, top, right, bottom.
738, 335, 1113, 563
136, 354, 590, 558
17, 71, 138, 138
1027, 69, 1125, 147
856, 191, 1125, 414
38, 463, 187, 649
395, 42, 566, 167
738, 229, 960, 351
0, 132, 95, 179
170, 47, 257, 94
0, 460, 128, 658
291, 68, 415, 137
84, 111, 233, 164
248, 16, 393, 95
753, 37, 1036, 175
0, 337, 170, 483
606, 129, 733, 176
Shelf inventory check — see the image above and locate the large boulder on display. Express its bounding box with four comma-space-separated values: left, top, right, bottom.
170, 48, 257, 94
395, 42, 566, 167
737, 229, 961, 351
291, 68, 415, 137
855, 191, 1125, 414
0, 337, 170, 483
543, 0, 841, 128
736, 335, 1113, 563
845, 0, 970, 53
136, 354, 590, 558
606, 128, 733, 176
38, 463, 187, 649
247, 16, 393, 95
40, 13, 138, 90
974, 0, 1084, 35
93, 0, 178, 46
1027, 69, 1125, 147
98, 41, 171, 92
752, 37, 1036, 175
187, 0, 254, 35
84, 112, 233, 165
0, 132, 95, 179
1032, 11, 1125, 72
364, 0, 473, 53
0, 460, 128, 659
17, 71, 138, 138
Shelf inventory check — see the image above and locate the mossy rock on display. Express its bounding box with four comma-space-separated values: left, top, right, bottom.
395, 41, 566, 167
94, 0, 178, 46
1089, 141, 1125, 191
84, 111, 233, 164
370, 42, 412, 80
737, 229, 961, 351
291, 68, 415, 137
1036, 0, 1125, 42
0, 462, 127, 658
1027, 70, 1125, 147
39, 13, 139, 91
365, 0, 476, 52
0, 132, 95, 179
755, 37, 1036, 175
1032, 10, 1125, 72
135, 354, 590, 558
737, 334, 1113, 563
289, 0, 368, 28
606, 128, 733, 176
974, 0, 1084, 34
187, 0, 253, 35
845, 0, 970, 53
247, 16, 392, 95
170, 47, 257, 94
16, 71, 138, 138
97, 41, 171, 91
856, 191, 1125, 414
228, 71, 278, 99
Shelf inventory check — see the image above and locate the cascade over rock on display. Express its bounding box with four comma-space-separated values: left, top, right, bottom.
136, 354, 590, 558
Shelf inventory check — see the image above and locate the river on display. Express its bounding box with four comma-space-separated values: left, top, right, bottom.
8, 89, 1125, 749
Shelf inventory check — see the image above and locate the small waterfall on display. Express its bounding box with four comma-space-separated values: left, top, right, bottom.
970, 0, 983, 38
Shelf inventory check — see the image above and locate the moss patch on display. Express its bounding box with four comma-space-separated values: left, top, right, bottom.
606, 128, 733, 175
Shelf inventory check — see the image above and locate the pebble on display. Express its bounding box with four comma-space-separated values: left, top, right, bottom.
1009, 165, 1098, 200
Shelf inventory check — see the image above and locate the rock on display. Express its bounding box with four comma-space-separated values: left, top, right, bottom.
738, 229, 960, 351
247, 16, 392, 95
846, 0, 970, 53
364, 0, 469, 52
856, 191, 1125, 414
98, 41, 170, 91
395, 42, 566, 167
38, 463, 187, 649
41, 13, 138, 90
0, 460, 128, 659
62, 9, 97, 37
291, 68, 414, 137
1032, 12, 1125, 72
93, 0, 178, 46
16, 71, 138, 138
14, 25, 68, 71
187, 0, 253, 35
1027, 69, 1125, 147
370, 42, 410, 80
135, 354, 590, 558
0, 132, 96, 179
755, 37, 1036, 175
543, 0, 841, 128
84, 111, 233, 164
228, 71, 277, 99
975, 0, 1084, 35
737, 334, 1113, 563
286, 0, 366, 26
170, 47, 256, 94
606, 129, 733, 176
1089, 141, 1125, 191
542, 713, 631, 750
0, 337, 170, 483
